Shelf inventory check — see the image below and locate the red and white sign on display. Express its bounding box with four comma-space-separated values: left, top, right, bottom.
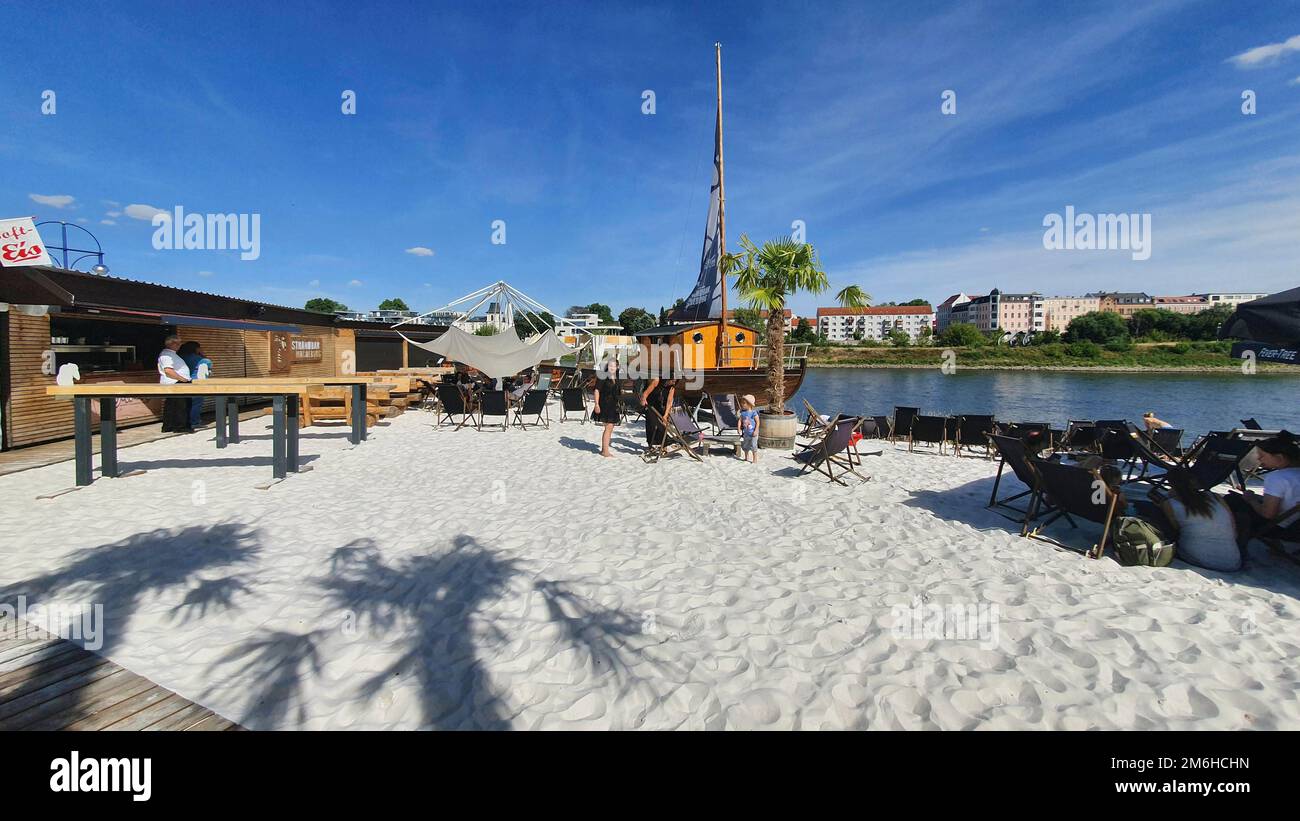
0, 217, 52, 267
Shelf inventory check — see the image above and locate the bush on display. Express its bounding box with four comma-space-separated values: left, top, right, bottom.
936, 323, 984, 348
1105, 338, 1132, 352
1066, 340, 1103, 359
1170, 342, 1191, 355
1065, 311, 1128, 344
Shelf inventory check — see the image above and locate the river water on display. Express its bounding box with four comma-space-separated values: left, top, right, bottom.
798, 367, 1299, 438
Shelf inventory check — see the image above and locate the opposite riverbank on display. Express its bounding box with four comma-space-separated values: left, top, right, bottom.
805, 340, 1298, 372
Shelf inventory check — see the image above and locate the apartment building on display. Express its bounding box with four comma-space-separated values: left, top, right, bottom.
952, 289, 1044, 333
1152, 295, 1210, 315
935, 292, 971, 331
1090, 291, 1154, 318
1195, 292, 1269, 309
816, 305, 935, 342
1041, 295, 1101, 332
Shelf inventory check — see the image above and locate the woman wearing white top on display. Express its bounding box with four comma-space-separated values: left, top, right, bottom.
1238, 433, 1300, 530
1151, 467, 1240, 572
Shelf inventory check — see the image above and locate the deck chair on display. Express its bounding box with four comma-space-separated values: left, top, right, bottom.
477, 390, 510, 431
1061, 420, 1101, 452
560, 387, 588, 423
997, 421, 1054, 454
513, 390, 550, 430
987, 434, 1045, 522
801, 398, 833, 438
1023, 457, 1122, 559
891, 406, 918, 443
1124, 425, 1182, 485
908, 414, 949, 454
707, 394, 740, 434
1183, 434, 1255, 492
436, 384, 474, 430
535, 372, 553, 394
1146, 427, 1183, 455
1242, 503, 1300, 564
1096, 427, 1138, 476
793, 416, 869, 485
641, 406, 706, 463
954, 414, 995, 458
1240, 418, 1262, 431
871, 415, 892, 440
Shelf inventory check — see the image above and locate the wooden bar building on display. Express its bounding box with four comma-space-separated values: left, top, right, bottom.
0, 265, 445, 450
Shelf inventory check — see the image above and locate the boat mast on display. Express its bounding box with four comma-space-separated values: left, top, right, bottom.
715, 41, 728, 366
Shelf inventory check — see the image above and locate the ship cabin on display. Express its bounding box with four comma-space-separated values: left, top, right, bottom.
632, 321, 759, 373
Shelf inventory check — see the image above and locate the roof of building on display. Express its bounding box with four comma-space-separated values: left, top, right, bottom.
937, 293, 970, 310
816, 305, 933, 317
1154, 295, 1209, 304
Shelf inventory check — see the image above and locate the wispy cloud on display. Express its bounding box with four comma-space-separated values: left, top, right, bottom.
348, 279, 362, 287
29, 193, 75, 209
404, 246, 435, 257
1228, 34, 1300, 68
124, 203, 167, 221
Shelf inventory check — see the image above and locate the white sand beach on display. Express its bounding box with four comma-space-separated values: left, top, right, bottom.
2, 403, 1298, 730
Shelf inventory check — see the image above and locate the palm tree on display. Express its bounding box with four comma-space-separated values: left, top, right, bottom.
724, 235, 869, 414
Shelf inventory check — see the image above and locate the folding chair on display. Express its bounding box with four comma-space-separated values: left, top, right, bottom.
560, 387, 589, 423
908, 414, 949, 454
954, 414, 994, 458
1023, 457, 1122, 559
871, 415, 892, 440
890, 406, 918, 443
801, 398, 833, 438
513, 390, 550, 430
987, 434, 1045, 523
641, 406, 705, 463
477, 390, 510, 431
436, 384, 474, 430
793, 416, 870, 485
1242, 502, 1300, 564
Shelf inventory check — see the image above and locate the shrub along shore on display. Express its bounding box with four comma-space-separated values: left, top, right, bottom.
806, 341, 1298, 371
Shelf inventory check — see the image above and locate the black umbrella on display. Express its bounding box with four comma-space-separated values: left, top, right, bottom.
1220, 287, 1300, 366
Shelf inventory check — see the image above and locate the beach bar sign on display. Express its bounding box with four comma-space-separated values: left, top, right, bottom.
0, 217, 53, 267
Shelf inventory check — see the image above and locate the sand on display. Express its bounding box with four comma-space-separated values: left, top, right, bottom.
1, 403, 1297, 730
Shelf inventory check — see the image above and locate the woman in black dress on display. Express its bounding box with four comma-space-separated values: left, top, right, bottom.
640, 370, 677, 452
592, 358, 622, 457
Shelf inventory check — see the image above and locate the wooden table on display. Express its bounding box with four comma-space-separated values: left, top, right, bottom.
201, 377, 388, 446
46, 382, 324, 486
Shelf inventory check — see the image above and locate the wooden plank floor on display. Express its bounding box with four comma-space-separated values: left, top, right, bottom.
0, 620, 242, 731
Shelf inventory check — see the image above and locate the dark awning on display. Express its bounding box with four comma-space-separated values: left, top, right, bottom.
160, 314, 301, 333
1219, 287, 1300, 345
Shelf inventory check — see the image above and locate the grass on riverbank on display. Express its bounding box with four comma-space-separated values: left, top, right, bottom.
806, 340, 1292, 370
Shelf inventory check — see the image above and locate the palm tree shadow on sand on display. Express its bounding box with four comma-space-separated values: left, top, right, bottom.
221, 534, 673, 729
0, 523, 260, 729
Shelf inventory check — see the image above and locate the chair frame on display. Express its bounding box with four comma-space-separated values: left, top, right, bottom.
793, 416, 871, 485
641, 406, 706, 464
1022, 457, 1121, 559
559, 387, 589, 424
512, 390, 550, 430
476, 389, 511, 432
435, 385, 474, 430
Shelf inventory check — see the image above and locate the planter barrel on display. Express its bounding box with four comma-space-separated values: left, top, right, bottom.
758, 409, 799, 450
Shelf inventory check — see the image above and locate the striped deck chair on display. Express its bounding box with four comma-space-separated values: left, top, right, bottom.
641, 406, 706, 463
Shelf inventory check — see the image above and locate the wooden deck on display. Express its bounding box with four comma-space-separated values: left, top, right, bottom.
0, 620, 241, 731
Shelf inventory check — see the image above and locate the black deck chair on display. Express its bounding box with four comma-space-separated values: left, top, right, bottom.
891, 406, 918, 443
513, 390, 550, 430
1241, 418, 1263, 431
1096, 427, 1138, 476
987, 434, 1045, 522
1124, 425, 1182, 485
908, 414, 949, 454
1242, 502, 1300, 564
560, 387, 589, 423
954, 414, 995, 458
1147, 427, 1184, 455
620, 381, 645, 422
998, 421, 1054, 454
477, 390, 510, 431
1023, 457, 1122, 559
1184, 434, 1255, 491
641, 406, 706, 463
793, 416, 869, 485
1061, 420, 1101, 452
436, 384, 474, 430
871, 415, 892, 440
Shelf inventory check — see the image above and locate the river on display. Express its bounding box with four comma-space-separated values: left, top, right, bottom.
798, 367, 1299, 438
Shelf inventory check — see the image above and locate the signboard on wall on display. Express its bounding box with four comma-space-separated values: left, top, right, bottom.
291, 335, 322, 363
0, 217, 53, 267
270, 332, 292, 375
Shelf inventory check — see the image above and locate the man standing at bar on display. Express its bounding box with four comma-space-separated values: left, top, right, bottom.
157, 334, 193, 433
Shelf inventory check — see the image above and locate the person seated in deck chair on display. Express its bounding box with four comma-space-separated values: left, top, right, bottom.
1148, 467, 1240, 572
1142, 411, 1173, 432
1231, 433, 1300, 532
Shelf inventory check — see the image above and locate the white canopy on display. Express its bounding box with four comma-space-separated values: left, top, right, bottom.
401, 326, 573, 378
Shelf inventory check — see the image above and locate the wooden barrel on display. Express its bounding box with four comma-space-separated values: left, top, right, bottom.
758, 410, 799, 450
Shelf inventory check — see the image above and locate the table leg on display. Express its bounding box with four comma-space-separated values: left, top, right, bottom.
215, 397, 228, 448
98, 397, 118, 478
350, 384, 366, 444
73, 396, 94, 486
228, 400, 240, 443
286, 394, 300, 472
272, 395, 286, 480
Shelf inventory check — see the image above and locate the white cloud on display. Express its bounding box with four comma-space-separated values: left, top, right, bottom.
102, 200, 120, 208
405, 246, 435, 257
348, 279, 362, 287
76, 218, 88, 224
309, 279, 320, 287
106, 210, 122, 218
197, 270, 214, 277
1290, 76, 1300, 86
1228, 34, 1300, 68
29, 193, 75, 209
100, 219, 116, 226
124, 203, 167, 221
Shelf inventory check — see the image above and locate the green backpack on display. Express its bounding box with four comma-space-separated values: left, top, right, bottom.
1110, 516, 1175, 567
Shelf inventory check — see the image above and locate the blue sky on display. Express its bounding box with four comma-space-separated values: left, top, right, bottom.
4, 0, 1298, 317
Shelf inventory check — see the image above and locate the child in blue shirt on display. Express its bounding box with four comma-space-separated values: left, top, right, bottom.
737, 394, 760, 463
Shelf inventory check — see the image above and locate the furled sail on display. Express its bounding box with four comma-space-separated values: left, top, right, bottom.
669, 93, 724, 322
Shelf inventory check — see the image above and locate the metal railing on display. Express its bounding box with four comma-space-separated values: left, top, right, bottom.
720, 343, 809, 369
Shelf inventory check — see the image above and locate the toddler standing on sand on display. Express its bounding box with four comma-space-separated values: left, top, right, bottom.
738, 394, 760, 463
